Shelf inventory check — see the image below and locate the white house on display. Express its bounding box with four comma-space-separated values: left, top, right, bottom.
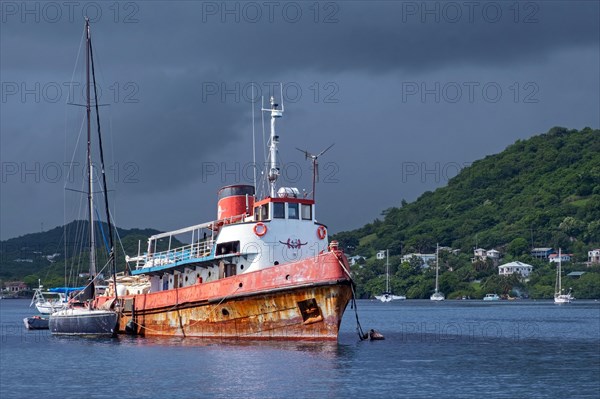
348, 255, 366, 266
402, 253, 436, 268
472, 248, 501, 262
498, 261, 533, 278
548, 253, 573, 263
588, 249, 600, 264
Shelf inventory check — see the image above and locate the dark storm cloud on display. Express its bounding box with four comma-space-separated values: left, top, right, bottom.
2, 1, 598, 75
1, 1, 599, 239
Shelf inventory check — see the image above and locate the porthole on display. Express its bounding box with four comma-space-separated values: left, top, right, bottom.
222, 309, 229, 316
240, 264, 244, 270
285, 274, 290, 280
185, 276, 188, 282
208, 272, 212, 277
274, 261, 279, 265
238, 282, 243, 288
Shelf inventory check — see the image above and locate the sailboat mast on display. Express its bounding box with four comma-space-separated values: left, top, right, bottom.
557, 248, 562, 294
386, 249, 389, 292
435, 243, 439, 292
85, 17, 96, 277
87, 18, 118, 298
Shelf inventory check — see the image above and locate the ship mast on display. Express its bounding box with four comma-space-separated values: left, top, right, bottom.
262, 94, 283, 198
87, 18, 118, 298
85, 17, 96, 278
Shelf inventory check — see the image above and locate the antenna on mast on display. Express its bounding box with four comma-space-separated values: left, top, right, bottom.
296, 143, 334, 200
251, 84, 257, 191
261, 84, 284, 198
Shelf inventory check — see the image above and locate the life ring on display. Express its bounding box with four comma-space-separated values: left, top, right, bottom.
317, 225, 327, 240
254, 222, 267, 237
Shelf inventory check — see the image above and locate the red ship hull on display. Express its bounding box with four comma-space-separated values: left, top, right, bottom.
96, 251, 353, 340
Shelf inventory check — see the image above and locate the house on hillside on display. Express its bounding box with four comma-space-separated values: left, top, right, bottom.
348, 255, 366, 266
472, 248, 487, 262
531, 247, 554, 259
498, 261, 533, 278
401, 253, 436, 268
548, 253, 573, 263
588, 249, 600, 265
471, 248, 501, 263
3, 281, 28, 293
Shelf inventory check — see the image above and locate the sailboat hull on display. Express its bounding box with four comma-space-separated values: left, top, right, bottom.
375, 294, 406, 302
554, 294, 573, 304
97, 251, 353, 340
430, 293, 445, 301
49, 309, 118, 336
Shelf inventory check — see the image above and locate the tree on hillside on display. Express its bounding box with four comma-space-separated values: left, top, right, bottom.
508, 237, 529, 257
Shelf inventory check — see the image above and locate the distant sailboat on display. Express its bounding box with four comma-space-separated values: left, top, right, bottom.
375, 250, 406, 302
554, 248, 574, 304
430, 243, 445, 301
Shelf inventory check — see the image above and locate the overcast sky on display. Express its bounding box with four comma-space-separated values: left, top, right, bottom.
1, 1, 599, 240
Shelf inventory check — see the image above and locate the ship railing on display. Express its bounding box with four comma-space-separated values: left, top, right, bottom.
134, 239, 215, 269
129, 212, 252, 270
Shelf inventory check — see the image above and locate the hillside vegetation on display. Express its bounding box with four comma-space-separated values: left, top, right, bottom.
0, 221, 176, 290
333, 127, 600, 299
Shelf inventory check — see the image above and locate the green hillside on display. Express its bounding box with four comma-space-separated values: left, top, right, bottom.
0, 221, 178, 291
334, 127, 600, 299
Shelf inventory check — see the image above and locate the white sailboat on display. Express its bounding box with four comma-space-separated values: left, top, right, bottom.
375, 250, 406, 302
554, 248, 574, 304
30, 280, 67, 314
430, 243, 445, 301
49, 18, 119, 336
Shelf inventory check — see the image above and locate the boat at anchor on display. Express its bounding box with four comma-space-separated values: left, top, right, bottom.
375, 249, 406, 302
49, 18, 119, 336
92, 91, 353, 339
554, 248, 574, 304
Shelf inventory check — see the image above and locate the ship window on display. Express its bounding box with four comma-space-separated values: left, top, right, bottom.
216, 241, 240, 255
288, 203, 299, 219
259, 204, 269, 221
301, 204, 312, 220
273, 202, 285, 219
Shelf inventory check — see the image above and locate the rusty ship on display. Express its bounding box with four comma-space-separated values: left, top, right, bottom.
95, 95, 354, 340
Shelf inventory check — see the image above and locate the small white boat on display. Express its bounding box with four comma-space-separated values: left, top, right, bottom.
554, 248, 574, 304
483, 293, 500, 301
375, 249, 406, 302
430, 244, 445, 301
30, 280, 67, 314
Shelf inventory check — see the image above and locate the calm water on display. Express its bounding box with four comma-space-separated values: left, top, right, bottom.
1, 299, 599, 399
